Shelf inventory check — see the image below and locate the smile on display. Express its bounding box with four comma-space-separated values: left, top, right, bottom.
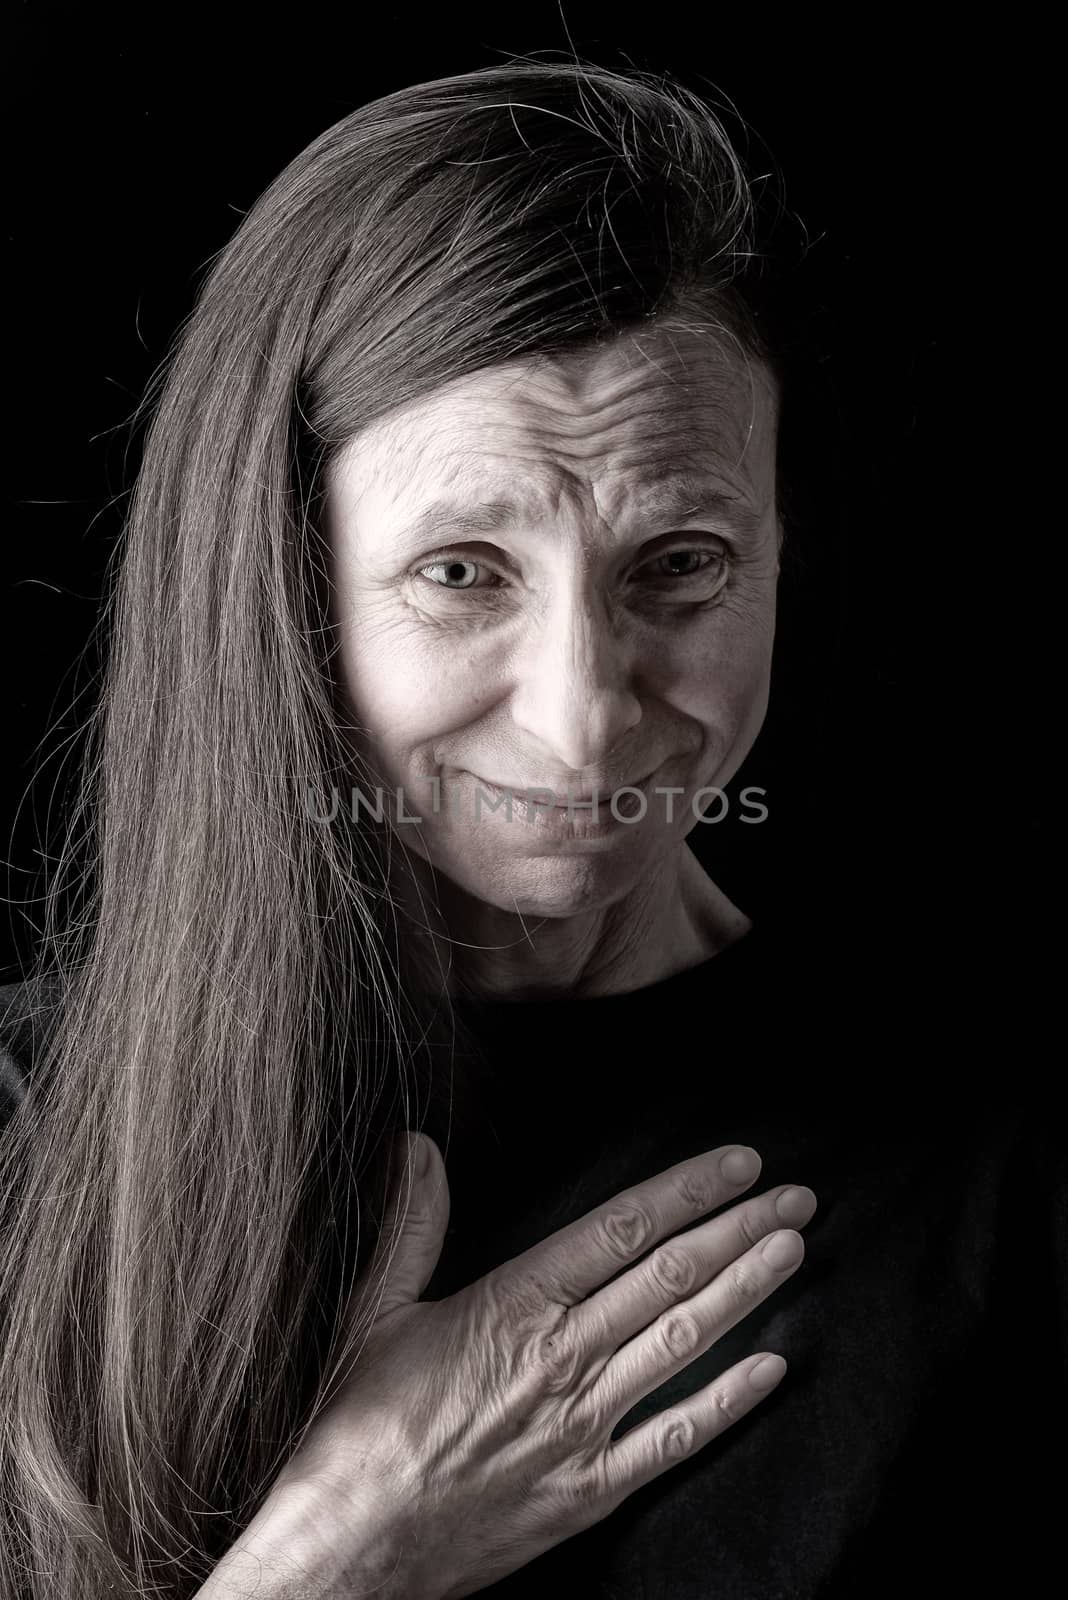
460, 768, 663, 835
475, 767, 661, 808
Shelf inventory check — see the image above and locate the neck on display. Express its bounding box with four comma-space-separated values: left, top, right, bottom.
392, 845, 752, 1002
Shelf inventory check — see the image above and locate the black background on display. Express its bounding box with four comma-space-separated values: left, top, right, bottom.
5, 6, 1042, 1000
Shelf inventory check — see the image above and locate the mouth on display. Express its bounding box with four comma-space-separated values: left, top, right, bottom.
463, 766, 662, 827
476, 767, 661, 808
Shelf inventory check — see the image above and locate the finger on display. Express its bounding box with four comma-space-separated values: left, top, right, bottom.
374, 1134, 449, 1317
597, 1351, 788, 1503
572, 1182, 818, 1354
341, 1134, 449, 1332
504, 1145, 764, 1307
593, 1227, 806, 1422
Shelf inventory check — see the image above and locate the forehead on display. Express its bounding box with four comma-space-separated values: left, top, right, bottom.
328, 325, 778, 523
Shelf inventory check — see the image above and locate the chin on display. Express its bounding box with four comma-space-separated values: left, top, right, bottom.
443, 848, 641, 920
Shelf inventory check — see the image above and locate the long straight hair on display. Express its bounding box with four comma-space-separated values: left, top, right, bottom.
1, 57, 787, 1597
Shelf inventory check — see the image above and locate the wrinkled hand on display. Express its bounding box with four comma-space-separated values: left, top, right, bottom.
207, 1135, 816, 1599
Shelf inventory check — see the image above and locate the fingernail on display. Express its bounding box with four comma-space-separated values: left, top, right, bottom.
749, 1354, 787, 1390
775, 1186, 818, 1225
762, 1231, 804, 1269
720, 1146, 759, 1184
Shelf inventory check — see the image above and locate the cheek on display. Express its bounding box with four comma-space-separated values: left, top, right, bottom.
335, 576, 776, 753
652, 594, 776, 729
337, 591, 494, 745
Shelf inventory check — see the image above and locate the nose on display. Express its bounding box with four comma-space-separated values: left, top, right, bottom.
509, 587, 642, 772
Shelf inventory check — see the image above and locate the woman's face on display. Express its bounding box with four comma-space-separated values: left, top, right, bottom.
325, 324, 780, 919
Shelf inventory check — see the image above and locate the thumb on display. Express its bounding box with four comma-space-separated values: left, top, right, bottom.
365, 1131, 450, 1320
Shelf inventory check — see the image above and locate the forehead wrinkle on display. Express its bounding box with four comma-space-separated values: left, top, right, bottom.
378, 353, 753, 447
364, 405, 762, 513
370, 460, 770, 567
335, 350, 775, 540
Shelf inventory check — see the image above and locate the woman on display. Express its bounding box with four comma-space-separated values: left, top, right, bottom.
1, 57, 1061, 1600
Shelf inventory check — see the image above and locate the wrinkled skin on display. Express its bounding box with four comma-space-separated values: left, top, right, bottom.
196, 331, 809, 1600
206, 1138, 816, 1599
325, 324, 781, 999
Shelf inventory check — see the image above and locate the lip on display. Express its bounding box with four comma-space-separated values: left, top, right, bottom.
463, 767, 661, 836
478, 768, 660, 807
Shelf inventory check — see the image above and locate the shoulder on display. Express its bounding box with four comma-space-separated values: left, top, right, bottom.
0, 974, 66, 1123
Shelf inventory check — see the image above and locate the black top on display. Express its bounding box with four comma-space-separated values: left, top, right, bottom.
2, 904, 1064, 1598
414, 905, 1065, 1597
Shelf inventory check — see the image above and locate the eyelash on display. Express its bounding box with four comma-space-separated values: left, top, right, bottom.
415, 546, 727, 593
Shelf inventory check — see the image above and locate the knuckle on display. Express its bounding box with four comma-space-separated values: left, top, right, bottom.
562, 1452, 609, 1516
673, 1166, 716, 1215
531, 1314, 584, 1398
658, 1308, 702, 1361
727, 1259, 763, 1306
734, 1206, 766, 1252
597, 1199, 656, 1262
648, 1243, 699, 1299
711, 1384, 740, 1426
484, 1272, 541, 1330
657, 1409, 698, 1461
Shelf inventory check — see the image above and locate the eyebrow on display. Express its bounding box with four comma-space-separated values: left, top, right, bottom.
389, 473, 766, 552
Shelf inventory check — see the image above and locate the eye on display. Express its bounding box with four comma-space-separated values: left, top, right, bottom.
642, 547, 727, 582
417, 557, 501, 591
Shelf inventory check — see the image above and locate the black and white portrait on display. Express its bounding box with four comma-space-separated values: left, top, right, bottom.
3, 11, 1060, 1599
